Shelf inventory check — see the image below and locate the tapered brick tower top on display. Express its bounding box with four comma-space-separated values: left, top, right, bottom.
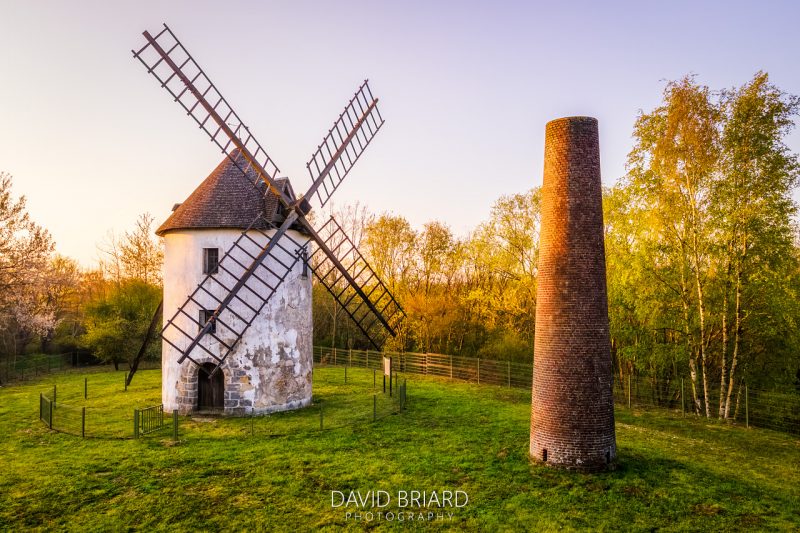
530, 116, 616, 472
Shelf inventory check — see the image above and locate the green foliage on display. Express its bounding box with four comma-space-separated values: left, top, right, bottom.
476, 330, 532, 363
315, 191, 541, 360
81, 280, 161, 368
611, 72, 800, 420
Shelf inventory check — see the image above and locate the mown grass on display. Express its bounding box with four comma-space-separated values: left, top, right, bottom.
0, 367, 798, 531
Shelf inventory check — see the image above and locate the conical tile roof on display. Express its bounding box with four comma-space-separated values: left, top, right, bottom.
156, 151, 294, 236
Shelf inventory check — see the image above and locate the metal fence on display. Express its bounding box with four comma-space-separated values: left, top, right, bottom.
34, 367, 405, 440
612, 374, 800, 435
244, 366, 407, 438
313, 346, 800, 436
1, 352, 159, 384
37, 381, 160, 439
39, 393, 53, 429
134, 404, 178, 439
314, 347, 532, 388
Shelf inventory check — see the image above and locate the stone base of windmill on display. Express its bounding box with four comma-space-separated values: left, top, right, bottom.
164, 345, 313, 416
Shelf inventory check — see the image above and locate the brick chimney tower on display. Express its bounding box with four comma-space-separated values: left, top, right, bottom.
530, 116, 616, 472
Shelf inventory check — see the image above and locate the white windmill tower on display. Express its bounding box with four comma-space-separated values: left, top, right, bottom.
133, 24, 405, 415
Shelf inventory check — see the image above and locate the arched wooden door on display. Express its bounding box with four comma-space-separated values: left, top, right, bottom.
198, 363, 224, 411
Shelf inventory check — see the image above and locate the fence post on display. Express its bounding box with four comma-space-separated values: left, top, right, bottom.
507, 361, 511, 388
53, 385, 57, 405
373, 394, 377, 421
681, 378, 685, 417
424, 353, 428, 375
49, 399, 53, 429
349, 348, 352, 367
373, 369, 376, 388
627, 375, 631, 409
81, 407, 86, 438
333, 347, 337, 366
134, 409, 139, 439
173, 410, 178, 441
85, 378, 88, 400
745, 385, 749, 429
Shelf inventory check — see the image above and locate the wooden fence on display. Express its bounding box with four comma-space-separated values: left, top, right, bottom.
313, 346, 800, 435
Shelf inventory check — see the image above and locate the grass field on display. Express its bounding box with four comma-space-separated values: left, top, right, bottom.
0, 367, 798, 531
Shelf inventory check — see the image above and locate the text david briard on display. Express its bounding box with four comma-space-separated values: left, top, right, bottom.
331, 490, 468, 522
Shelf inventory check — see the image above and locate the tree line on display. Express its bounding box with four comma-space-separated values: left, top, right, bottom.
2, 72, 799, 418
315, 72, 800, 419
0, 186, 162, 373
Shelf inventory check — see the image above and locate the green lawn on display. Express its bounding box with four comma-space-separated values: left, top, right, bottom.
0, 367, 798, 531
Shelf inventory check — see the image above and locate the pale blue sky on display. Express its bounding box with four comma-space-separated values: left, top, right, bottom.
1, 0, 798, 265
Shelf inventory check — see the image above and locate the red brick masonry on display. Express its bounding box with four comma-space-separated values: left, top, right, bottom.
530, 116, 616, 472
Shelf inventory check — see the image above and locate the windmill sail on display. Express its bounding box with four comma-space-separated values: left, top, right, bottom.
304, 80, 384, 209
307, 216, 404, 349
132, 24, 289, 204
134, 24, 403, 378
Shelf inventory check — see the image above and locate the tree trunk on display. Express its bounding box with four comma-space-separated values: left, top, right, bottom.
692, 230, 711, 418
718, 253, 731, 418
680, 261, 701, 414
724, 260, 743, 419
733, 378, 743, 421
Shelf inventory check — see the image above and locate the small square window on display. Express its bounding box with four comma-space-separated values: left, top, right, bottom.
203, 248, 219, 275
199, 309, 216, 334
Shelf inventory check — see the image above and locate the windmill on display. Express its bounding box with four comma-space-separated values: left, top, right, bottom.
133, 24, 405, 414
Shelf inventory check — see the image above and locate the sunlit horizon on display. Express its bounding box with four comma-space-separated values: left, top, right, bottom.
2, 0, 799, 267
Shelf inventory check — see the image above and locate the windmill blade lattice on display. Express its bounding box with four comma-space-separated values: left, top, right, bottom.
307, 216, 405, 349
160, 215, 311, 372
132, 24, 289, 204
305, 80, 384, 210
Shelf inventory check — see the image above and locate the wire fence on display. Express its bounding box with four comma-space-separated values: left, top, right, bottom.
244, 366, 406, 438
1, 352, 159, 384
314, 346, 533, 388
314, 346, 800, 436
28, 346, 796, 437
35, 366, 407, 440
38, 385, 136, 439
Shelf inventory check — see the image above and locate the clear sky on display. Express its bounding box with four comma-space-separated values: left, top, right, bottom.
1, 0, 799, 266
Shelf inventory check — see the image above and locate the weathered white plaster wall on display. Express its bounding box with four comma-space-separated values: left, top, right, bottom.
162, 228, 313, 415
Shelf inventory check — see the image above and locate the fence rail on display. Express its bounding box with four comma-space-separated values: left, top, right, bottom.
313, 346, 800, 436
